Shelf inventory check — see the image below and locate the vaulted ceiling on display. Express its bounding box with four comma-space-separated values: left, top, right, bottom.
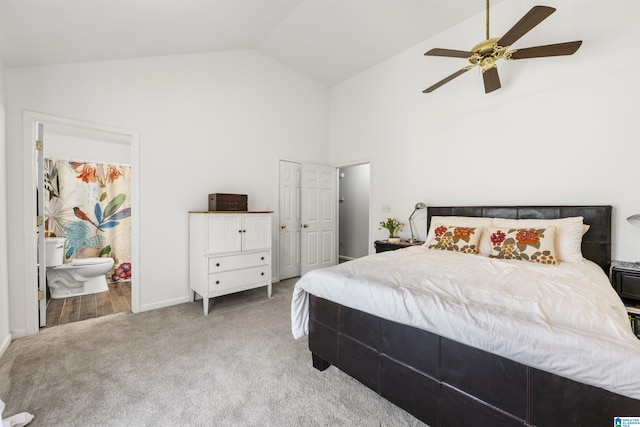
0, 0, 491, 85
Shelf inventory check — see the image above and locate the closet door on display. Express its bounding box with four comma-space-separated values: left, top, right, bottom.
301, 164, 337, 275
278, 161, 302, 280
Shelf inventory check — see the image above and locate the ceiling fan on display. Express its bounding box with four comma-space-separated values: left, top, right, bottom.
423, 1, 582, 94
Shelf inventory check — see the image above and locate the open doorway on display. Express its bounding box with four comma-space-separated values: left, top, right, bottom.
338, 163, 370, 262
42, 126, 133, 327
23, 112, 140, 334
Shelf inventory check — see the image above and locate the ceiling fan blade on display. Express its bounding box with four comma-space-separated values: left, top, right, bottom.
424, 48, 474, 58
423, 67, 473, 93
509, 41, 582, 59
482, 67, 501, 93
497, 6, 556, 47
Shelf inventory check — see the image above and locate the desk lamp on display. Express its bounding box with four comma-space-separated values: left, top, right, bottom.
408, 202, 427, 243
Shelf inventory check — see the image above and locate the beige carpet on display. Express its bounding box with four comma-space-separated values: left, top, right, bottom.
0, 278, 426, 426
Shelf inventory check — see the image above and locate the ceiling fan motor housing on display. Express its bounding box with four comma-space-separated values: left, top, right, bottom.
469, 38, 510, 72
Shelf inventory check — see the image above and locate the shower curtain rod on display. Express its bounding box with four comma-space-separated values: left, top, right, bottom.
45, 157, 131, 168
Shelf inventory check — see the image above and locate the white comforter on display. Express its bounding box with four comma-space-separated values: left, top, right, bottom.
291, 246, 640, 400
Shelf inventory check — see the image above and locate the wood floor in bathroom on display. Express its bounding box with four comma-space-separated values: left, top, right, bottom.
45, 280, 131, 327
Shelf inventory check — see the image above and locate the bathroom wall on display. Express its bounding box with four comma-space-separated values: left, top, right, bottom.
44, 130, 131, 165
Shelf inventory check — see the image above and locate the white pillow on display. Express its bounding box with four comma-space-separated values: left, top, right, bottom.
492, 216, 585, 263
424, 216, 494, 252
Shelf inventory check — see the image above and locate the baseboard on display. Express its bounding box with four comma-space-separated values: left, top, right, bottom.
139, 296, 192, 312
143, 281, 285, 312
0, 332, 12, 358
9, 328, 28, 340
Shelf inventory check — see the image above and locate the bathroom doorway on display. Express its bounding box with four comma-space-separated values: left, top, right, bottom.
338, 162, 371, 262
24, 112, 140, 333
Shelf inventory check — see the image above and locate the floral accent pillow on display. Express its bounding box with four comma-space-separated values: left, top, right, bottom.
424, 216, 493, 247
427, 225, 481, 254
487, 226, 558, 265
492, 216, 585, 263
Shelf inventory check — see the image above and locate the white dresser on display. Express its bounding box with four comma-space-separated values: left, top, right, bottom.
189, 211, 272, 315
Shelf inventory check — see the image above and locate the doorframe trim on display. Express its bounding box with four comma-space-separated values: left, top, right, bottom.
22, 111, 140, 335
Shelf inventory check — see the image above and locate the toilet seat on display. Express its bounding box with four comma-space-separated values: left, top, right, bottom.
70, 257, 113, 266
51, 257, 113, 269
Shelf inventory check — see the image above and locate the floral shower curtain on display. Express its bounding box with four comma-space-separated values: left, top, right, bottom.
44, 159, 132, 281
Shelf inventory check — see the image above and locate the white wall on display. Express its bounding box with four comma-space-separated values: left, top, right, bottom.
0, 2, 11, 356
6, 50, 329, 336
338, 163, 370, 259
330, 0, 640, 262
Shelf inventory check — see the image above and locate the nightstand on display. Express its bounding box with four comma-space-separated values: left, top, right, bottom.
374, 240, 424, 253
610, 261, 640, 339
610, 261, 640, 304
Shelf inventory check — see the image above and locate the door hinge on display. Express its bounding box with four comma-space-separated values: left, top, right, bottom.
35, 140, 43, 151
38, 290, 45, 301
36, 216, 44, 227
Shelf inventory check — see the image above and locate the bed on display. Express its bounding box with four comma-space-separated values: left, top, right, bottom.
291, 206, 640, 426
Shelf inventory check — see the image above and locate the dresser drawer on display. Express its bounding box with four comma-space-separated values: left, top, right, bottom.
208, 251, 269, 273
208, 265, 270, 292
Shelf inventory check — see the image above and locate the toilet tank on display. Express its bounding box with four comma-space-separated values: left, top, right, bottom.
44, 237, 66, 267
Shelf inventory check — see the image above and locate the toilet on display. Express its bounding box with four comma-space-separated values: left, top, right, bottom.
44, 237, 115, 299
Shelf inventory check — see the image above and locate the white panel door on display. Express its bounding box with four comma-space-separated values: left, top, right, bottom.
301, 164, 337, 275
37, 123, 46, 327
278, 161, 301, 280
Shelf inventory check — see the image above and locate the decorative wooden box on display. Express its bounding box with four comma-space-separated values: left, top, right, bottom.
208, 193, 248, 211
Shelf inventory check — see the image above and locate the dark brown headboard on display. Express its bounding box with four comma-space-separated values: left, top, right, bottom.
426, 206, 612, 272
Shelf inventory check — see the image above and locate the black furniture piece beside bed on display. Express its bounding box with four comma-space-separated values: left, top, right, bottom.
374, 239, 424, 253
307, 206, 640, 427
611, 261, 640, 305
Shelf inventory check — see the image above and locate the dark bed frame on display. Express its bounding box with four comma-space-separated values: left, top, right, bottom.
308, 206, 640, 426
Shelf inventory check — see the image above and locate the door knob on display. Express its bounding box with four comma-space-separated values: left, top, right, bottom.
280, 224, 286, 229
303, 224, 309, 228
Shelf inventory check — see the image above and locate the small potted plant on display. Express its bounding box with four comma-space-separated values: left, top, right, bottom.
379, 218, 403, 243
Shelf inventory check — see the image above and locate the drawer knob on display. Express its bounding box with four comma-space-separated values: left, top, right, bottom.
216, 262, 220, 267
260, 256, 265, 260
216, 280, 220, 285
261, 272, 265, 276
